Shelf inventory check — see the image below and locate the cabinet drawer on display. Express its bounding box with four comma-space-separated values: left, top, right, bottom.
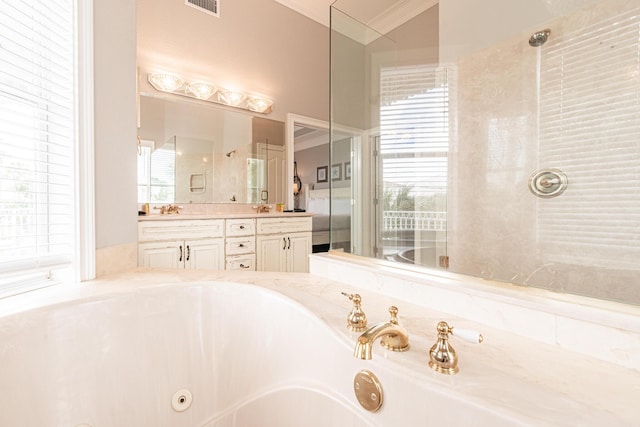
226, 219, 256, 237
139, 219, 224, 242
256, 216, 312, 235
225, 236, 255, 255
226, 254, 256, 271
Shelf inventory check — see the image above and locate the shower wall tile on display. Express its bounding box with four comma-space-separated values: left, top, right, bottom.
448, 0, 640, 305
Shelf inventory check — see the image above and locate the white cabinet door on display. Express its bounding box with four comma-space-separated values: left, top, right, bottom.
256, 216, 312, 272
256, 232, 311, 272
287, 233, 312, 273
185, 239, 224, 270
138, 241, 183, 269
256, 235, 287, 272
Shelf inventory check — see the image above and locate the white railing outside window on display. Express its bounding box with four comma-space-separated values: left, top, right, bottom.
383, 211, 447, 232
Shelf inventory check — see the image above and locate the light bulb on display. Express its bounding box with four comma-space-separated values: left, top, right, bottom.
186, 82, 217, 99
148, 73, 184, 92
218, 90, 246, 106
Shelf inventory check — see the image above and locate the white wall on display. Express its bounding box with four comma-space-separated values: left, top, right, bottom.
93, 0, 138, 275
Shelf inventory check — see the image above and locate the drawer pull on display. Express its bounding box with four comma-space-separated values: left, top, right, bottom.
239, 263, 250, 269
238, 243, 245, 248
239, 225, 245, 229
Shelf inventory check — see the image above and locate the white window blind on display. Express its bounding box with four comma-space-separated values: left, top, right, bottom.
379, 66, 449, 196
149, 143, 175, 203
137, 139, 175, 204
0, 1, 76, 294
538, 7, 640, 269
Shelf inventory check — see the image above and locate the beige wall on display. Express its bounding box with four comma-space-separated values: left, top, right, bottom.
137, 0, 330, 123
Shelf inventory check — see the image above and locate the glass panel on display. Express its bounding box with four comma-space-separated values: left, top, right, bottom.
330, 0, 640, 305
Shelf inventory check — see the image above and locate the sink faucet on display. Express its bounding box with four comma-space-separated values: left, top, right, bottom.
253, 204, 272, 213
353, 306, 410, 360
154, 204, 181, 215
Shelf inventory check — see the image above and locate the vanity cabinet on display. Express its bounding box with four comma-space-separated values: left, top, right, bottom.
138, 220, 225, 270
256, 217, 312, 273
138, 216, 311, 272
225, 219, 256, 271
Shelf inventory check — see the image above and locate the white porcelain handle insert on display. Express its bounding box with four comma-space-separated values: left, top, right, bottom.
452, 328, 483, 344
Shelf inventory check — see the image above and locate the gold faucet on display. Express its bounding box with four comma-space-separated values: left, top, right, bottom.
353, 306, 410, 360
341, 292, 367, 332
154, 204, 181, 215
253, 204, 271, 213
428, 321, 483, 375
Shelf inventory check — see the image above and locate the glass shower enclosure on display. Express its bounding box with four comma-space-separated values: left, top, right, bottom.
329, 0, 640, 306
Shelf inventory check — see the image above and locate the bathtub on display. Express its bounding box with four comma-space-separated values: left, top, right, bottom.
0, 271, 637, 426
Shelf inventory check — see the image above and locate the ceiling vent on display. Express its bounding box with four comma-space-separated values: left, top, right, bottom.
185, 0, 219, 17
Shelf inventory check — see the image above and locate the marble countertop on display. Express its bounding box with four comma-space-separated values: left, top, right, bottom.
2, 268, 639, 425
138, 211, 314, 221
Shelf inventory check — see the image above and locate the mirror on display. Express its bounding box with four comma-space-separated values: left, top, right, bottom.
137, 95, 285, 205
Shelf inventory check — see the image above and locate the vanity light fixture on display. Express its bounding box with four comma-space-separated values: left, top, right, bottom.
247, 97, 274, 114
147, 72, 274, 114
186, 82, 217, 100
148, 73, 184, 92
218, 90, 246, 107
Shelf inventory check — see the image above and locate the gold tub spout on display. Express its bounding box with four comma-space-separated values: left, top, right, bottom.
353, 306, 409, 360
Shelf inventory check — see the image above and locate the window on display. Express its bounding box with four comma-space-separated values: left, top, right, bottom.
0, 1, 78, 296
377, 65, 449, 265
137, 139, 176, 204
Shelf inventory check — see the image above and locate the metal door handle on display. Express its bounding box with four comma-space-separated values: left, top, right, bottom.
179, 245, 183, 262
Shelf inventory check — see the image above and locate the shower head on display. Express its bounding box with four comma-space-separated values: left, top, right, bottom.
529, 29, 551, 47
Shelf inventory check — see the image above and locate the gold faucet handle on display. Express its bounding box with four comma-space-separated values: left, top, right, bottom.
429, 321, 483, 375
452, 327, 483, 344
341, 292, 367, 332
388, 306, 399, 324
435, 321, 483, 343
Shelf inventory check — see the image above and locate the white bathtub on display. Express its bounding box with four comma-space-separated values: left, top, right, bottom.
0, 272, 637, 426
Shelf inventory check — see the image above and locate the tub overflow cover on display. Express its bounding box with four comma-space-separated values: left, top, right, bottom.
354, 370, 383, 412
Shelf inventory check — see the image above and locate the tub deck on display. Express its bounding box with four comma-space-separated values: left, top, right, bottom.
0, 269, 638, 426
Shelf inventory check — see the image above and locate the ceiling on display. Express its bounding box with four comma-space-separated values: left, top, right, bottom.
274, 0, 438, 34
